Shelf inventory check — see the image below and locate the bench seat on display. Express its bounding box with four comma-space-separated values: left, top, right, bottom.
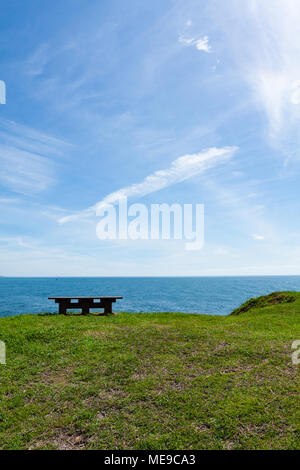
48, 296, 123, 315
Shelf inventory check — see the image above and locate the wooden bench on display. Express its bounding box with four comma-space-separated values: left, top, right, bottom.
48, 296, 123, 315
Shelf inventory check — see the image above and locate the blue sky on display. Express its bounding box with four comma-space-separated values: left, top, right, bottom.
1, 0, 300, 276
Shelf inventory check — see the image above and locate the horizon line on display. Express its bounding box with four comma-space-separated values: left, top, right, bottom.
1, 274, 300, 278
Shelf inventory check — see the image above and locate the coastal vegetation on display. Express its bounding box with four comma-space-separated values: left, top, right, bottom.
0, 292, 299, 450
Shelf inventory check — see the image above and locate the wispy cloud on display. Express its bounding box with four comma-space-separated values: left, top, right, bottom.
0, 118, 70, 156
219, 0, 300, 153
0, 145, 55, 195
0, 197, 19, 204
0, 235, 34, 249
252, 234, 265, 240
60, 146, 237, 223
179, 34, 211, 53
0, 118, 70, 195
24, 43, 50, 76
178, 16, 212, 53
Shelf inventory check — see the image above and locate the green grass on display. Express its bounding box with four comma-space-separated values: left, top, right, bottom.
0, 291, 299, 450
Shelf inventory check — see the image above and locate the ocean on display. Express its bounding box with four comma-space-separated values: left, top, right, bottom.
0, 276, 300, 317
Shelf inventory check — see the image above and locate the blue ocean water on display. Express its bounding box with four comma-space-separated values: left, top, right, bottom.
0, 276, 300, 317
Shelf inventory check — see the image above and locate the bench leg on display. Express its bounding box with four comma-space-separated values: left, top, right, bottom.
82, 306, 90, 315
103, 301, 113, 315
59, 304, 67, 315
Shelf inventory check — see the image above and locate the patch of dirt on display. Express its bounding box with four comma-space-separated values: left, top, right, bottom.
215, 341, 229, 351
131, 372, 149, 381
29, 430, 88, 450
40, 368, 73, 386
239, 423, 269, 436
168, 381, 186, 391
84, 330, 106, 338
223, 440, 236, 450
83, 389, 128, 408
194, 423, 210, 433
220, 364, 257, 373
53, 432, 87, 450
95, 411, 107, 420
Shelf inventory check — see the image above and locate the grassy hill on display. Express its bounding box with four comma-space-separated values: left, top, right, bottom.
0, 291, 299, 450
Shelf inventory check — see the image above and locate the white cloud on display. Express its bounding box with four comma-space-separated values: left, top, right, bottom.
24, 43, 50, 76
60, 146, 237, 223
179, 34, 212, 53
0, 118, 70, 155
220, 0, 300, 151
252, 234, 265, 240
0, 118, 69, 195
179, 37, 194, 46
0, 146, 55, 195
290, 80, 300, 105
195, 37, 211, 53
0, 197, 19, 204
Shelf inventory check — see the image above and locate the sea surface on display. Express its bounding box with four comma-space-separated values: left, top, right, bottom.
0, 276, 300, 317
